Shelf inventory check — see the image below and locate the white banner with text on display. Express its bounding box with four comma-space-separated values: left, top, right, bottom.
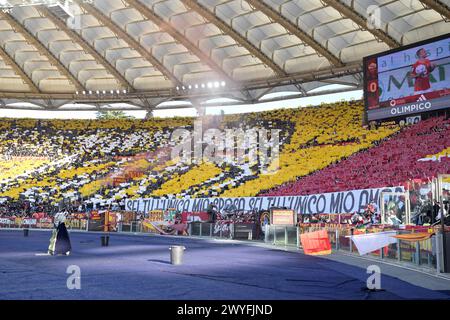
125, 186, 404, 215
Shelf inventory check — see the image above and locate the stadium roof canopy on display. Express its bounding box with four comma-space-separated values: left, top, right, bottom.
0, 0, 448, 112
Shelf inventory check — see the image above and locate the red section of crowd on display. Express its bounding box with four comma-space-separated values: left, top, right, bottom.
263, 116, 450, 196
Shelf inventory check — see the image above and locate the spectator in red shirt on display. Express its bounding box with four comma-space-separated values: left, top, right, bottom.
410, 48, 437, 94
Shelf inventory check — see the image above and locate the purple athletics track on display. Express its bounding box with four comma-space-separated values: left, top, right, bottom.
0, 230, 448, 300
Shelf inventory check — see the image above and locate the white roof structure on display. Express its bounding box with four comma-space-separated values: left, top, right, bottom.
0, 0, 448, 111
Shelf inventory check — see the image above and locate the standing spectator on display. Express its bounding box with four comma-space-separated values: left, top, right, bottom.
433, 200, 441, 223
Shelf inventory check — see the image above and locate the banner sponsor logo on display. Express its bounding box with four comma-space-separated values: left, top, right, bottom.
37, 218, 54, 229
182, 212, 209, 223
368, 96, 449, 120
126, 186, 404, 215
389, 100, 432, 116
271, 209, 295, 226
22, 219, 37, 225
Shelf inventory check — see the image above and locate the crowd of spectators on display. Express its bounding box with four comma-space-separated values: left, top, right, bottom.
0, 100, 447, 222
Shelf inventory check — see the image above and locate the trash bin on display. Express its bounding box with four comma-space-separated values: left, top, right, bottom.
169, 246, 185, 265
101, 235, 109, 247
23, 229, 29, 237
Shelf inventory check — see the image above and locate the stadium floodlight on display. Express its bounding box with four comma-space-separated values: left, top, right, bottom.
0, 1, 65, 9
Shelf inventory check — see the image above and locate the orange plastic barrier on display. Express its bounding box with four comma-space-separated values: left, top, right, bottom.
300, 229, 332, 256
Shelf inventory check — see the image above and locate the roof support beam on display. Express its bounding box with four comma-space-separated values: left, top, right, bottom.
124, 0, 234, 84
73, 0, 181, 87
321, 0, 401, 48
181, 0, 285, 76
0, 45, 40, 93
321, 79, 360, 87
418, 0, 450, 20
0, 62, 362, 101
0, 11, 85, 92
245, 0, 344, 67
37, 5, 134, 91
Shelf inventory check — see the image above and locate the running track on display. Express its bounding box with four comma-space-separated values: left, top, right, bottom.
0, 230, 449, 300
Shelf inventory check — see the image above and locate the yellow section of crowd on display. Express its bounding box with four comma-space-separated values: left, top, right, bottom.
0, 161, 115, 200
0, 178, 56, 199
79, 179, 109, 198
0, 159, 48, 181
151, 162, 222, 197
424, 147, 450, 159
0, 117, 192, 131
57, 162, 115, 180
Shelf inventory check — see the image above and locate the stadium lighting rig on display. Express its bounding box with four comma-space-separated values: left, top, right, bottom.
75, 81, 226, 99
176, 81, 226, 92
0, 0, 94, 9
0, 0, 91, 9
75, 89, 128, 97
0, 0, 92, 22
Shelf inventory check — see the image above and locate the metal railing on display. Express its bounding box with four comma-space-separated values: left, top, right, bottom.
117, 221, 141, 233
330, 228, 440, 272
263, 224, 442, 273
188, 222, 234, 239
264, 225, 299, 247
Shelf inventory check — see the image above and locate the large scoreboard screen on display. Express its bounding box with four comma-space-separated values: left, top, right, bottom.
364, 34, 450, 122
